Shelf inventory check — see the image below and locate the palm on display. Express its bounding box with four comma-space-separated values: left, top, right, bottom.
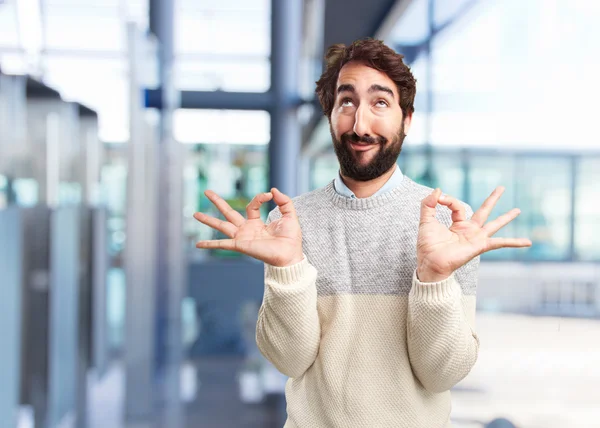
233, 216, 302, 266
417, 187, 532, 281
194, 189, 304, 267
418, 218, 488, 276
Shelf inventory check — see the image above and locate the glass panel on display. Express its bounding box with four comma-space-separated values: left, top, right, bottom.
432, 153, 464, 200
468, 154, 517, 260
176, 0, 271, 56
310, 154, 339, 190
401, 151, 428, 185
388, 0, 430, 45
185, 144, 268, 259
44, 7, 124, 51
174, 109, 270, 145
575, 157, 600, 260
42, 55, 129, 142
0, 174, 7, 209
433, 0, 477, 28
175, 57, 270, 92
427, 0, 600, 151
514, 157, 572, 260
0, 2, 21, 47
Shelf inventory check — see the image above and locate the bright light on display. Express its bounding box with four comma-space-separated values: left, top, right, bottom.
16, 0, 43, 67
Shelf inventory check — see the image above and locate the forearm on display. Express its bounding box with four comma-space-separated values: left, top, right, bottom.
406, 270, 479, 393
256, 255, 321, 378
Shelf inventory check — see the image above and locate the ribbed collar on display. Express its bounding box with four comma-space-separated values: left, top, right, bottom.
333, 164, 404, 199
324, 175, 412, 210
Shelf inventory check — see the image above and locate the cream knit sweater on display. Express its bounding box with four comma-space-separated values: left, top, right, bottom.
256, 176, 480, 428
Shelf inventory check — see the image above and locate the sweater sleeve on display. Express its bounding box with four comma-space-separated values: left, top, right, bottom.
406, 262, 480, 393
255, 256, 320, 378
255, 211, 321, 379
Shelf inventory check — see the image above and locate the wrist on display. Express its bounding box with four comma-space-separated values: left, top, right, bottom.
416, 266, 451, 283
273, 252, 304, 268
284, 255, 305, 267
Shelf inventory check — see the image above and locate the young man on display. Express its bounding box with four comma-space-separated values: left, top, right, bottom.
194, 39, 531, 427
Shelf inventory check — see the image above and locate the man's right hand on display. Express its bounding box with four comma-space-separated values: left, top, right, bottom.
194, 188, 304, 267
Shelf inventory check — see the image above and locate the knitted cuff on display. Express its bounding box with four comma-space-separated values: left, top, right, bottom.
265, 254, 308, 285
411, 270, 460, 302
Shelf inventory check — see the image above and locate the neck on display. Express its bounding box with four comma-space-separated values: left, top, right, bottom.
340, 164, 396, 198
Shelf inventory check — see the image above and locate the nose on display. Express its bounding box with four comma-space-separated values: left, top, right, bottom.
353, 104, 373, 138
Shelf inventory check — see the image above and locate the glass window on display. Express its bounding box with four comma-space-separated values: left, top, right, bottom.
432, 153, 465, 200
575, 157, 600, 261
310, 153, 339, 190
514, 157, 572, 261
388, 0, 430, 45
401, 151, 428, 185
174, 109, 270, 145
0, 174, 6, 208
0, 2, 21, 47
185, 144, 268, 259
468, 154, 517, 260
433, 0, 478, 28
176, 1, 270, 56
44, 6, 125, 51
175, 0, 270, 92
42, 55, 129, 142
175, 57, 270, 92
402, 150, 464, 196
426, 0, 600, 152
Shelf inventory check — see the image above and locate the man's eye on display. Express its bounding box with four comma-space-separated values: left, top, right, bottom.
341, 98, 354, 107
375, 100, 388, 107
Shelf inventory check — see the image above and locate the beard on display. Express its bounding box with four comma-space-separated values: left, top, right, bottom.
331, 124, 406, 182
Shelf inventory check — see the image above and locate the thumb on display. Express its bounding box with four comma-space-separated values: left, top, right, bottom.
420, 188, 442, 225
271, 188, 298, 219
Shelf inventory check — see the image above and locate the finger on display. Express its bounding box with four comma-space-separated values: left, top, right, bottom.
471, 186, 505, 226
246, 192, 273, 221
483, 208, 521, 236
420, 188, 443, 225
486, 237, 532, 251
437, 193, 466, 223
205, 190, 246, 227
196, 239, 238, 251
193, 212, 237, 238
271, 188, 298, 219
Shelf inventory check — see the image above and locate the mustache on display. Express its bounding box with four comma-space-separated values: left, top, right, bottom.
341, 133, 387, 146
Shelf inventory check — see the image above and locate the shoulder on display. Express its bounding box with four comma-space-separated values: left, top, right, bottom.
266, 181, 334, 223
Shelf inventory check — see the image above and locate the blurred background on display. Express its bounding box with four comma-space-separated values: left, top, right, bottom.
0, 0, 599, 427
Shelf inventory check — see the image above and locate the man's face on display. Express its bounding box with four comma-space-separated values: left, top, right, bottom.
330, 61, 412, 181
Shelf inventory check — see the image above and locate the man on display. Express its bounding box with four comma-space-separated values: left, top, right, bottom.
194, 39, 531, 427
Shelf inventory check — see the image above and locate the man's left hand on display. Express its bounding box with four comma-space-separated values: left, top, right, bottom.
416, 186, 532, 283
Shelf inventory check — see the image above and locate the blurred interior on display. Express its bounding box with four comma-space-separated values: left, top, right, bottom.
0, 0, 599, 427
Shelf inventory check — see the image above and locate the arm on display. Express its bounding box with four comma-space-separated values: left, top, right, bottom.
409, 186, 530, 393
407, 257, 480, 393
256, 253, 321, 378
192, 188, 314, 376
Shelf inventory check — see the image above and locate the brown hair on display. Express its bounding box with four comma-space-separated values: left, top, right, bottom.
315, 38, 416, 119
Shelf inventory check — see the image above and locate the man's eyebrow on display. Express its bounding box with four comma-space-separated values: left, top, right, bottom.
369, 84, 395, 98
336, 84, 355, 95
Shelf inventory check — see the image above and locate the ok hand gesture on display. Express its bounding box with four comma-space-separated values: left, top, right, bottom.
417, 186, 532, 283
194, 188, 304, 267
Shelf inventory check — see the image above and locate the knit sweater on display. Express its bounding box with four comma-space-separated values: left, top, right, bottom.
256, 176, 480, 428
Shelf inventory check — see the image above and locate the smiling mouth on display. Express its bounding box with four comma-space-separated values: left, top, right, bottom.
350, 142, 377, 152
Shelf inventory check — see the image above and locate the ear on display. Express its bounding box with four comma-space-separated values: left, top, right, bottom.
403, 111, 413, 135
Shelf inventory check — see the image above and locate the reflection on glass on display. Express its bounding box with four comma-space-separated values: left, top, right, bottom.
310, 154, 339, 190
514, 157, 572, 261
185, 144, 268, 259
575, 157, 600, 260
311, 148, 595, 262
469, 155, 517, 260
